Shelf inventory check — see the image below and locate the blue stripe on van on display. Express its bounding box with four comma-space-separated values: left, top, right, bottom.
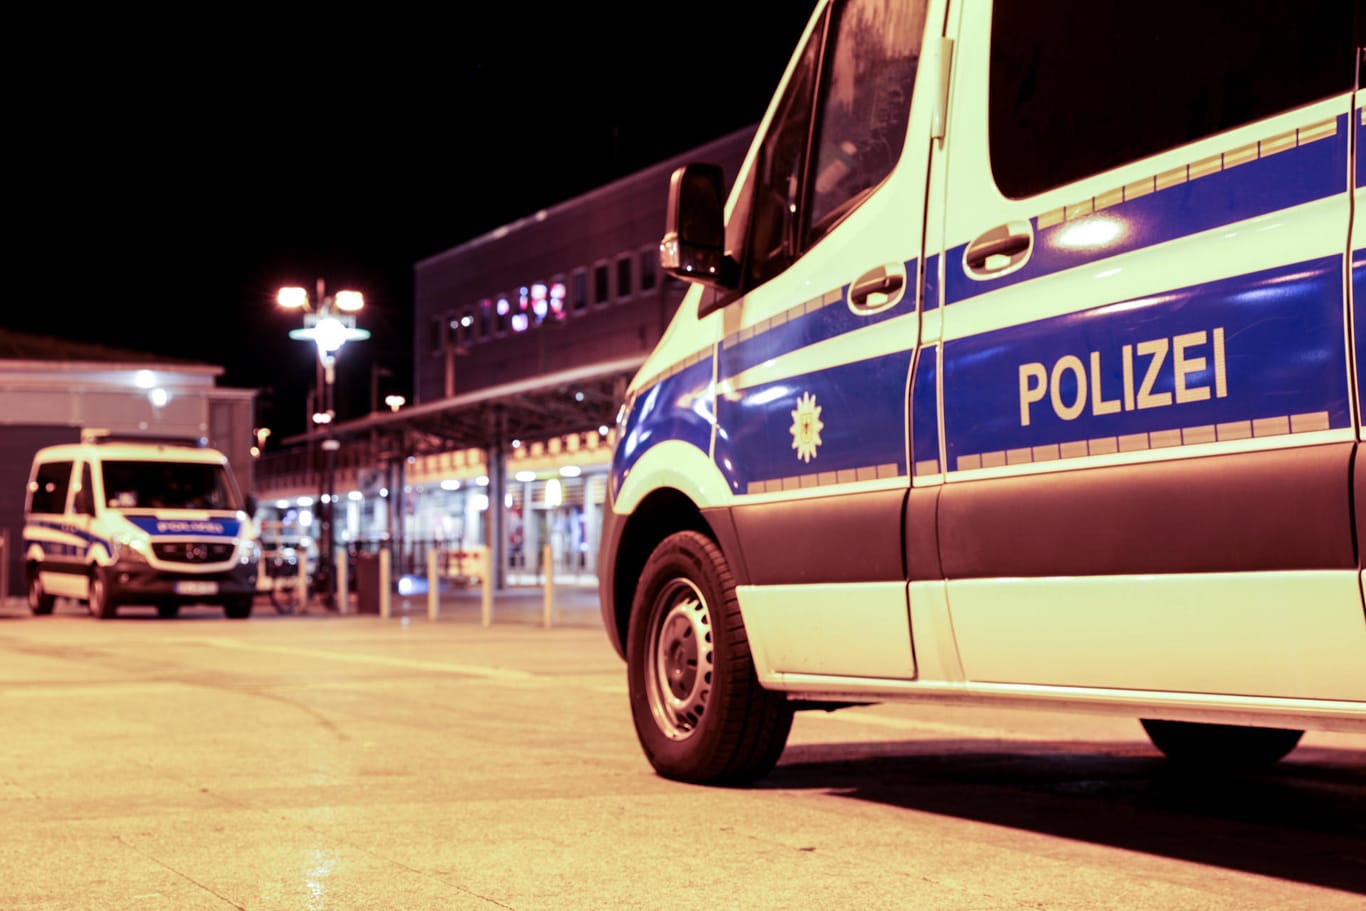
714, 353, 909, 494
911, 345, 939, 475
941, 256, 1349, 470
944, 114, 1349, 307
609, 355, 715, 499
1354, 248, 1366, 424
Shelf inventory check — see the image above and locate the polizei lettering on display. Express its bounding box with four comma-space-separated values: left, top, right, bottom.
1018, 328, 1227, 426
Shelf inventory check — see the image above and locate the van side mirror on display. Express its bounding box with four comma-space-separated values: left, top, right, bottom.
659, 163, 738, 291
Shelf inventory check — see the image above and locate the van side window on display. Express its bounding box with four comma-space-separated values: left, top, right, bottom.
733, 11, 822, 290
731, 0, 926, 291
74, 463, 96, 516
807, 0, 925, 244
29, 460, 73, 514
988, 0, 1358, 199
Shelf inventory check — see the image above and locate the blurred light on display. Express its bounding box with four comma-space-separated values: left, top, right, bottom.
545, 478, 562, 508
348, 490, 363, 501
334, 290, 364, 312
314, 316, 348, 354
598, 425, 610, 436
385, 394, 405, 412
441, 479, 461, 491
515, 470, 537, 483
472, 493, 489, 511
148, 388, 170, 408
296, 497, 314, 507
559, 465, 582, 478
475, 476, 489, 486
277, 287, 309, 309
134, 370, 156, 389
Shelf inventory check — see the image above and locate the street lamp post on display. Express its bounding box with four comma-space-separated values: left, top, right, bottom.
279, 278, 370, 609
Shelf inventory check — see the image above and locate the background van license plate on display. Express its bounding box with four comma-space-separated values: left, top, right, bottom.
175, 581, 218, 596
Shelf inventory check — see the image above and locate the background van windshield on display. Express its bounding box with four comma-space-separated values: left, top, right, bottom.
102, 461, 239, 511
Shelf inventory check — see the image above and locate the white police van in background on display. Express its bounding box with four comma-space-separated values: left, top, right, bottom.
598, 0, 1365, 784
23, 433, 260, 619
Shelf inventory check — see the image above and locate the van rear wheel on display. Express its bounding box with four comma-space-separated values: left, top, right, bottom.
87, 569, 117, 620
626, 530, 793, 785
1140, 719, 1303, 771
27, 569, 55, 616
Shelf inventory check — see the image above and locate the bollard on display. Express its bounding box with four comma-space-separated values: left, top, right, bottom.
336, 550, 349, 615
427, 548, 439, 621
543, 543, 554, 628
380, 545, 392, 619
481, 547, 493, 628
297, 552, 309, 614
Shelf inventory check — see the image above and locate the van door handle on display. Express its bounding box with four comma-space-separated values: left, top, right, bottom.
963, 221, 1034, 277
849, 264, 905, 312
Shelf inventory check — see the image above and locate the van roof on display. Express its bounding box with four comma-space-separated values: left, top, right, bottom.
31, 441, 228, 464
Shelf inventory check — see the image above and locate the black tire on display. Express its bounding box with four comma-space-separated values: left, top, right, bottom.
1140, 719, 1304, 771
156, 602, 180, 619
87, 568, 117, 620
224, 598, 253, 620
626, 530, 793, 785
27, 569, 55, 616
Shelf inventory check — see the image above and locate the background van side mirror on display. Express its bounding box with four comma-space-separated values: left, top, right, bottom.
659, 163, 738, 291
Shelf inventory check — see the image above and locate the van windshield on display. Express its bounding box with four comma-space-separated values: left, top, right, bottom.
101, 461, 240, 511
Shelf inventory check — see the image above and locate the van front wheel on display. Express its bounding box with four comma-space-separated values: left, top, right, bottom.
626, 530, 793, 785
87, 569, 117, 620
1140, 719, 1303, 770
27, 569, 55, 615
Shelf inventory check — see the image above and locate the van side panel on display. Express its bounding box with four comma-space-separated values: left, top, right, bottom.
934, 4, 1361, 698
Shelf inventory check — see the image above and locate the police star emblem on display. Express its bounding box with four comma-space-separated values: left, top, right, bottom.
790, 391, 824, 463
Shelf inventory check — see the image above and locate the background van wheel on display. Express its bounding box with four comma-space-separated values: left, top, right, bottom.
626, 530, 793, 785
224, 598, 253, 620
87, 569, 117, 619
1140, 719, 1303, 771
156, 603, 181, 619
27, 570, 55, 616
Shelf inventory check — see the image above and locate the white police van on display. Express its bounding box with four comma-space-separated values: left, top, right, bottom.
598, 0, 1366, 783
23, 433, 260, 619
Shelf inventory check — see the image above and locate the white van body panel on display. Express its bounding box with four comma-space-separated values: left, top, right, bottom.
600, 0, 1366, 781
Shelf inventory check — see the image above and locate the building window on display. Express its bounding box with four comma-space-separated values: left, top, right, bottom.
495, 295, 510, 335
478, 298, 492, 340
457, 308, 475, 347
573, 270, 588, 313
616, 254, 633, 302
549, 280, 567, 321
639, 247, 657, 292
431, 316, 446, 354
594, 262, 610, 307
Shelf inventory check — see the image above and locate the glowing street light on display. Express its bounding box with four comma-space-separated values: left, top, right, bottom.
279, 278, 370, 610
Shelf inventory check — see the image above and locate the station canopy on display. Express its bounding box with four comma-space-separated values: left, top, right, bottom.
284, 355, 644, 459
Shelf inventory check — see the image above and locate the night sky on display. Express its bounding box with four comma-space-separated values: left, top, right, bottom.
11, 7, 814, 440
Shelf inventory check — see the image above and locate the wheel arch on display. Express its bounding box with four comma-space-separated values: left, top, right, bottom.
608, 488, 730, 659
